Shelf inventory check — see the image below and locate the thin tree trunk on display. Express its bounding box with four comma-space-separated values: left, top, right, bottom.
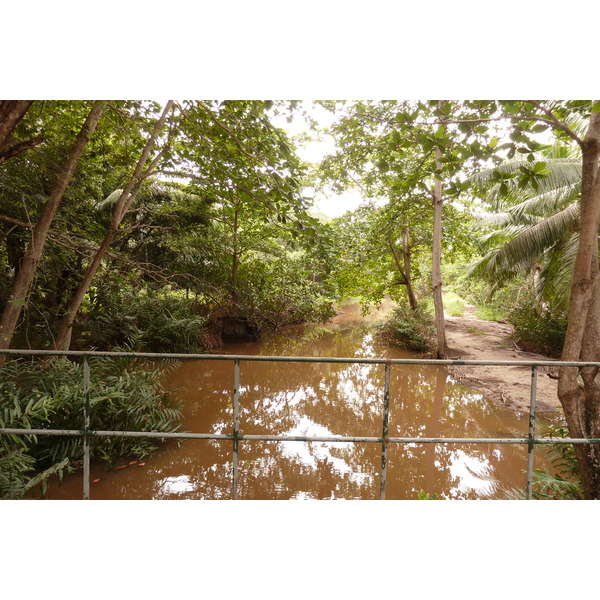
231, 203, 240, 305
52, 102, 174, 351
557, 108, 600, 498
432, 144, 447, 359
0, 101, 107, 360
387, 234, 417, 310
402, 227, 418, 311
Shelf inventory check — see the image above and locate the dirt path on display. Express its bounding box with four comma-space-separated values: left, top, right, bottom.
445, 305, 560, 414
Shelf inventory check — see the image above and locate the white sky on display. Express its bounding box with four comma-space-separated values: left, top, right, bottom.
270, 102, 364, 218
271, 101, 568, 219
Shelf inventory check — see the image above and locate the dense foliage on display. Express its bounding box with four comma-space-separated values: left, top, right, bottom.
0, 101, 335, 352
0, 357, 182, 498
376, 303, 436, 354
3, 99, 600, 498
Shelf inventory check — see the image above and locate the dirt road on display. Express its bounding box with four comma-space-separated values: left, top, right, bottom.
445, 306, 560, 414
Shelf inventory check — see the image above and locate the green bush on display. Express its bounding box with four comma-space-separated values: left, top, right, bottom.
237, 254, 336, 331
505, 421, 582, 500
82, 292, 208, 353
376, 303, 436, 354
508, 298, 567, 357
474, 303, 508, 321
0, 357, 183, 498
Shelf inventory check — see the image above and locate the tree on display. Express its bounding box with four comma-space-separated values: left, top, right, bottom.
52, 101, 176, 350
329, 200, 432, 311
0, 101, 107, 361
556, 107, 600, 499
470, 142, 583, 308
319, 100, 494, 357
470, 99, 600, 498
159, 101, 313, 307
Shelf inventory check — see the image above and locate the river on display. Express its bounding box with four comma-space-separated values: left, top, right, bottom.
47, 303, 555, 500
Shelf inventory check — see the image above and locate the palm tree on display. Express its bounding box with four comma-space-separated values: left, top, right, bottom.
469, 142, 583, 309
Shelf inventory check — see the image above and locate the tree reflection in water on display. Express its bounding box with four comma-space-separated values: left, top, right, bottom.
48, 324, 554, 499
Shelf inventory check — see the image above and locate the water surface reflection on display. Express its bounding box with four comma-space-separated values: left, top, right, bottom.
49, 323, 554, 499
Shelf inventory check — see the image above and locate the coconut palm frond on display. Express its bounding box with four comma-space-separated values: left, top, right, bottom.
478, 212, 514, 228
94, 189, 124, 212
471, 138, 583, 304
470, 204, 579, 282
479, 223, 541, 247
476, 158, 581, 209
507, 180, 580, 220
536, 234, 580, 308
490, 203, 579, 271
473, 150, 581, 203
468, 253, 529, 293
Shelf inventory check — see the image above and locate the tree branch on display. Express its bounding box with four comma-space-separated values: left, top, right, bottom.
526, 101, 583, 146
0, 215, 34, 228
0, 135, 44, 165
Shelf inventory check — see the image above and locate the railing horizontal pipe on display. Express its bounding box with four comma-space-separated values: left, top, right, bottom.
3, 428, 599, 445
3, 348, 600, 500
1, 348, 599, 369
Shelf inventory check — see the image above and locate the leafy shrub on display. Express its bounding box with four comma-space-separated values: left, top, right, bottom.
474, 303, 508, 321
0, 357, 183, 498
82, 292, 208, 353
505, 421, 582, 500
508, 296, 567, 357
236, 254, 336, 331
376, 303, 436, 354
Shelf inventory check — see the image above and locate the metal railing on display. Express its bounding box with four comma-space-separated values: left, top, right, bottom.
2, 348, 600, 500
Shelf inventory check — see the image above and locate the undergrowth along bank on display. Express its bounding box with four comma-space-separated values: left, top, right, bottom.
0, 356, 183, 499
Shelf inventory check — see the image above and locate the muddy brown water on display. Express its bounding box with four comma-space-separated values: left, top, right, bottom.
47, 305, 558, 500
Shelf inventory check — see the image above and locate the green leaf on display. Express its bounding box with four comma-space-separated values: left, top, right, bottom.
592, 101, 600, 113
532, 124, 549, 133
420, 135, 434, 153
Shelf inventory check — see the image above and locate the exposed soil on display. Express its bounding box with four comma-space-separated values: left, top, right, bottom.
328, 299, 561, 415
445, 305, 560, 414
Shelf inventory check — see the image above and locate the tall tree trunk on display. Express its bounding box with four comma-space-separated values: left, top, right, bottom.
52, 102, 174, 351
0, 101, 107, 361
231, 204, 239, 305
557, 109, 600, 499
432, 144, 447, 359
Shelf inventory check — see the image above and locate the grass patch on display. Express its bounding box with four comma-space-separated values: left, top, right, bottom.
474, 304, 509, 321
466, 327, 487, 336
442, 292, 466, 317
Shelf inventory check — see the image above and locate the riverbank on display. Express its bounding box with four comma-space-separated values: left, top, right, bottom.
328, 299, 561, 414
445, 305, 560, 414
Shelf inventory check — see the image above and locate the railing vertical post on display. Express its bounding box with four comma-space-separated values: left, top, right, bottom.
82, 356, 91, 500
380, 361, 391, 500
526, 364, 538, 500
232, 358, 240, 500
